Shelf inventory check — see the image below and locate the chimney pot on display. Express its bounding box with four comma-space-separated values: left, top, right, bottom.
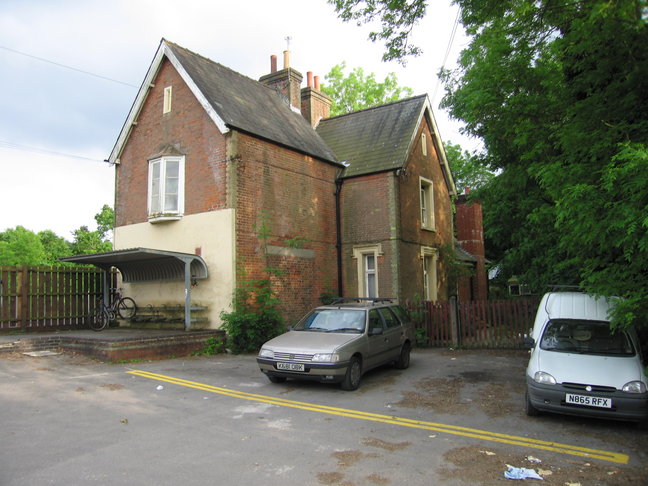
314, 75, 321, 91
270, 55, 277, 73
307, 71, 313, 88
283, 50, 290, 69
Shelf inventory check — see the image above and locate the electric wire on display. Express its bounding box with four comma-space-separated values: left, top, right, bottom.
0, 45, 139, 88
0, 139, 108, 164
432, 6, 461, 105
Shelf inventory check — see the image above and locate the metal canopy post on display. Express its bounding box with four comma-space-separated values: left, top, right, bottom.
183, 257, 192, 331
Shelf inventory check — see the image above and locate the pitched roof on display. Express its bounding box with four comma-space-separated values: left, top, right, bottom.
109, 39, 338, 165
315, 95, 426, 178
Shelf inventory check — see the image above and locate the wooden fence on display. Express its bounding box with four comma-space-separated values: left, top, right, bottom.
412, 298, 540, 349
0, 266, 105, 331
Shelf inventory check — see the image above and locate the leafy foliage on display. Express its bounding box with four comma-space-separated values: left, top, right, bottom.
443, 142, 495, 192
330, 0, 648, 329
0, 205, 114, 266
321, 62, 413, 116
328, 0, 427, 62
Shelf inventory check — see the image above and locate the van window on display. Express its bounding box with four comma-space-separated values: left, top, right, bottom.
540, 319, 634, 356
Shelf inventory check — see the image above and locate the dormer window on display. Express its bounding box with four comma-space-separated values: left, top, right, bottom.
148, 155, 185, 222
163, 86, 172, 114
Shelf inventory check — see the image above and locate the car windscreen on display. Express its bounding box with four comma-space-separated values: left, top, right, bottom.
539, 319, 635, 356
294, 309, 365, 333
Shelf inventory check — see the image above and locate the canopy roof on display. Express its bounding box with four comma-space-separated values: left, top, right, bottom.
60, 248, 208, 283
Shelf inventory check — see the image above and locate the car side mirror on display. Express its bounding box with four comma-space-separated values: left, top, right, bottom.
523, 336, 535, 349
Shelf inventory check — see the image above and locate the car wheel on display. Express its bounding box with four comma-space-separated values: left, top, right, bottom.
525, 390, 540, 416
267, 374, 287, 384
341, 357, 362, 391
394, 343, 411, 369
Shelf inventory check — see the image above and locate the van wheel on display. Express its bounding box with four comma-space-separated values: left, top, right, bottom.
525, 390, 540, 416
394, 343, 411, 369
341, 357, 362, 391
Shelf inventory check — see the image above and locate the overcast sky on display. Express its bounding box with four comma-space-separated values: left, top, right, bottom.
0, 0, 472, 239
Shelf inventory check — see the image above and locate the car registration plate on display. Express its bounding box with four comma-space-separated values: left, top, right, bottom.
276, 362, 305, 372
565, 393, 611, 408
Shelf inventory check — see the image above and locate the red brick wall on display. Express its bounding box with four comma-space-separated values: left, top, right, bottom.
456, 194, 488, 300
232, 132, 340, 324
339, 116, 455, 303
115, 59, 229, 227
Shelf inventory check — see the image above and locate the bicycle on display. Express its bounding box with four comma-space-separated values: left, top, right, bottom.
88, 288, 137, 331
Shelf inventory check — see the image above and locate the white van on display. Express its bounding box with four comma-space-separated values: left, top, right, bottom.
525, 292, 647, 424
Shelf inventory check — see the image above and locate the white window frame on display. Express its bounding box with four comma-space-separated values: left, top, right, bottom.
148, 155, 185, 222
421, 246, 439, 302
163, 86, 172, 114
419, 177, 435, 231
421, 133, 427, 156
353, 244, 383, 298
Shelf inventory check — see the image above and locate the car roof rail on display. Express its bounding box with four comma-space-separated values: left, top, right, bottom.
329, 297, 396, 306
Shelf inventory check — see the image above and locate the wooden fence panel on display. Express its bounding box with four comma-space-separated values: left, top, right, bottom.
412, 298, 539, 349
0, 266, 104, 331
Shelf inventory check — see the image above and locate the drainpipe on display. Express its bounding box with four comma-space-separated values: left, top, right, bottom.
335, 177, 344, 297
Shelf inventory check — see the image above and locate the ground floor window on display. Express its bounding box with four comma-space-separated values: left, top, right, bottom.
352, 244, 383, 298
421, 246, 438, 302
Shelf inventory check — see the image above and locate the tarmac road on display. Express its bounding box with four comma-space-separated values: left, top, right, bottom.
1, 348, 646, 485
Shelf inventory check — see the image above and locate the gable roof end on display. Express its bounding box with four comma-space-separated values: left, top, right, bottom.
109, 39, 338, 165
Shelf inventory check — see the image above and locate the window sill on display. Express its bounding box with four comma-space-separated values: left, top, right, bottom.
421, 225, 436, 232
148, 214, 183, 224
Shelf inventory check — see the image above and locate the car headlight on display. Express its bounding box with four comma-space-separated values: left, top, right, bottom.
259, 348, 274, 359
312, 353, 340, 363
622, 381, 647, 393
533, 371, 556, 385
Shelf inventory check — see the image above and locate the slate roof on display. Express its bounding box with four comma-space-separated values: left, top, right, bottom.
110, 40, 338, 165
316, 95, 429, 178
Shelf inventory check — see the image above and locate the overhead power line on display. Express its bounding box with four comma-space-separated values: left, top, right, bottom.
0, 45, 139, 88
0, 139, 110, 164
432, 6, 461, 104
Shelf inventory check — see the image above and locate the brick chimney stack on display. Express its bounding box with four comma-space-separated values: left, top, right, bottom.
456, 189, 488, 300
259, 51, 303, 111
301, 71, 332, 128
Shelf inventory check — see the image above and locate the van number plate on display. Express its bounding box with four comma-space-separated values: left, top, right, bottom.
565, 393, 611, 408
276, 362, 305, 372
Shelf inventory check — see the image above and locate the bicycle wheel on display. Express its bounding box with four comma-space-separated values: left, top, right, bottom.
117, 297, 137, 319
89, 308, 109, 331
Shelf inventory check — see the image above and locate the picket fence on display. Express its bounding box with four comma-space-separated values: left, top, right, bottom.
0, 265, 105, 331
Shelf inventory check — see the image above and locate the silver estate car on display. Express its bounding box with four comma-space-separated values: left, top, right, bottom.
257, 298, 414, 390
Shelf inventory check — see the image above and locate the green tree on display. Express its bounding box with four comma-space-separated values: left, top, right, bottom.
330, 0, 648, 329
0, 226, 47, 265
70, 205, 114, 255
38, 230, 72, 265
443, 142, 495, 192
321, 62, 413, 116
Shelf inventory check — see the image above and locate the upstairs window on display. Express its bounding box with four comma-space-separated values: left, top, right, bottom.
148, 156, 185, 221
163, 86, 172, 114
421, 133, 428, 156
420, 177, 435, 230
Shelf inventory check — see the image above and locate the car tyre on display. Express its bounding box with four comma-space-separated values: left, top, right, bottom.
341, 356, 362, 391
267, 374, 287, 384
525, 390, 540, 416
394, 343, 411, 369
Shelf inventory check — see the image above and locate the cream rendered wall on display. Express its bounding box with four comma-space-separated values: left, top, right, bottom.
113, 209, 236, 328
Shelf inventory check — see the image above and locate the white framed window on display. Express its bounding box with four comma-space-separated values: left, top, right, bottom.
421, 133, 427, 156
353, 244, 383, 298
421, 247, 439, 302
420, 177, 435, 230
163, 86, 172, 114
148, 155, 185, 221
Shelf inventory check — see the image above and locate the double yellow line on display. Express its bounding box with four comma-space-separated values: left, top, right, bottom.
127, 370, 628, 464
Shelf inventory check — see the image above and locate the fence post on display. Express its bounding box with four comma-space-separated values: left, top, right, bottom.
449, 295, 460, 347
19, 266, 28, 329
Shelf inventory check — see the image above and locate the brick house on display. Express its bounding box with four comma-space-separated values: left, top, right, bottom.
106, 39, 462, 328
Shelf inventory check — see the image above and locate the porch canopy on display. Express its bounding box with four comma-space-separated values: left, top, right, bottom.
60, 248, 209, 330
